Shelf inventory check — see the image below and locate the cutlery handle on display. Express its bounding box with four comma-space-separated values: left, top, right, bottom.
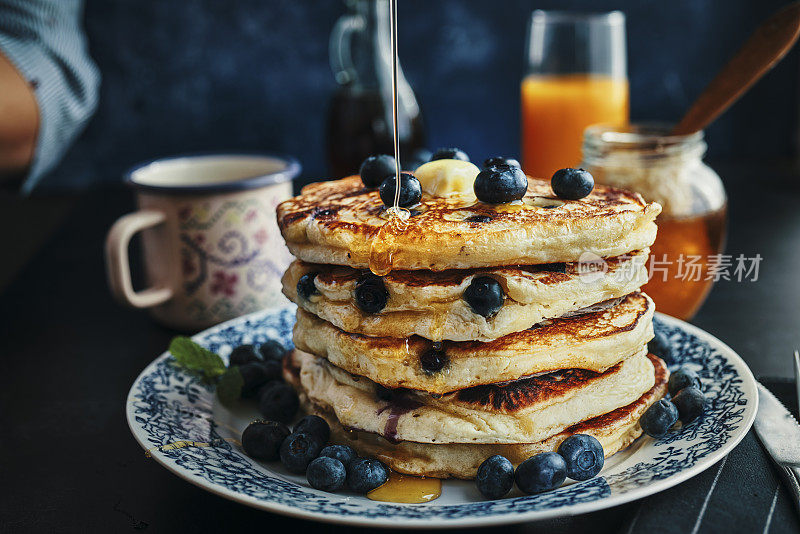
780, 465, 800, 517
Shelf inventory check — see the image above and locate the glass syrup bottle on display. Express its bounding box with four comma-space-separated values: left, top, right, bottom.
326, 0, 426, 178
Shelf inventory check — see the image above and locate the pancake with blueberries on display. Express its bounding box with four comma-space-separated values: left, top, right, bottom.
284, 349, 656, 445
292, 292, 654, 394
283, 350, 668, 479
276, 175, 661, 272
283, 250, 648, 342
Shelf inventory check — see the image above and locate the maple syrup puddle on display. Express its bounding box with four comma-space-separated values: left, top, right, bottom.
367, 471, 442, 503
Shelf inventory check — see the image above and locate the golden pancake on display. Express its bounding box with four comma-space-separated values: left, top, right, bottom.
283, 251, 648, 341
285, 349, 656, 445
277, 175, 661, 271
293, 292, 654, 393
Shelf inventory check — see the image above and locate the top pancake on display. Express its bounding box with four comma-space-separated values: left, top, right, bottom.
277, 175, 661, 271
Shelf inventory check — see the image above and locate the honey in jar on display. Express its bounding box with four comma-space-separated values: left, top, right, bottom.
582, 124, 727, 320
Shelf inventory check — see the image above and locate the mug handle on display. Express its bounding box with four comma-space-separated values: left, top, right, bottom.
105, 210, 173, 308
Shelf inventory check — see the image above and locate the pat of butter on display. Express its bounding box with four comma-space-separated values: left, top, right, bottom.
414, 160, 480, 198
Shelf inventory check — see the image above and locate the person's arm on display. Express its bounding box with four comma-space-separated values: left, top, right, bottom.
0, 0, 100, 194
0, 50, 39, 183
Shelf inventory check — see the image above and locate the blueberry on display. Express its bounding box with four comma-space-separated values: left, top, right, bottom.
419, 346, 449, 374
668, 366, 702, 397
241, 420, 290, 461
307, 456, 347, 492
379, 172, 422, 208
319, 445, 358, 467
403, 148, 432, 171
296, 272, 319, 301
264, 359, 283, 380
279, 432, 324, 474
557, 434, 605, 481
483, 156, 520, 169
648, 331, 672, 363
229, 344, 261, 367
259, 339, 287, 362
258, 382, 299, 423
474, 165, 528, 204
347, 457, 389, 493
239, 362, 274, 398
640, 399, 679, 438
465, 214, 492, 223
294, 415, 331, 444
360, 155, 396, 188
430, 147, 470, 162
515, 452, 567, 494
476, 455, 515, 499
354, 274, 389, 313
672, 387, 706, 424
463, 276, 504, 317
551, 168, 594, 200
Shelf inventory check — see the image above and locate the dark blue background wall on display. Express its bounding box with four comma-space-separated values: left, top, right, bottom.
47, 0, 798, 191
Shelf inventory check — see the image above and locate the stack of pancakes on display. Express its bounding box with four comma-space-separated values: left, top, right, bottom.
277, 175, 668, 479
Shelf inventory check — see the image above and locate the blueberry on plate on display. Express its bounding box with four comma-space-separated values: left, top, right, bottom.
672, 386, 706, 424
430, 147, 470, 162
229, 344, 261, 367
241, 420, 290, 461
515, 452, 567, 494
279, 432, 324, 474
239, 362, 274, 398
463, 276, 505, 317
294, 415, 331, 444
360, 155, 397, 188
258, 339, 287, 363
483, 156, 520, 169
640, 399, 679, 438
668, 366, 702, 397
647, 330, 672, 363
258, 382, 299, 423
474, 165, 528, 204
319, 444, 358, 468
347, 457, 389, 493
419, 346, 449, 374
378, 172, 422, 208
307, 456, 347, 492
296, 272, 319, 301
476, 455, 515, 499
551, 168, 594, 200
354, 274, 389, 313
557, 434, 604, 481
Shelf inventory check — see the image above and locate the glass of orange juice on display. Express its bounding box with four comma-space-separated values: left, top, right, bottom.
522, 11, 629, 179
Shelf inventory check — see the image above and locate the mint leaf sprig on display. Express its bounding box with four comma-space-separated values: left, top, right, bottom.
168, 336, 243, 403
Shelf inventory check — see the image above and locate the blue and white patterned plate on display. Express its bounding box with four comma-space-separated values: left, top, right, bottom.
126, 305, 757, 528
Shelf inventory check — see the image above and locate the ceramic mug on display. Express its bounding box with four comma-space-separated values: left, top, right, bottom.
105, 153, 299, 331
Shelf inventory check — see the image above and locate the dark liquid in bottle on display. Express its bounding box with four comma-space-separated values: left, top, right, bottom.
326, 88, 425, 178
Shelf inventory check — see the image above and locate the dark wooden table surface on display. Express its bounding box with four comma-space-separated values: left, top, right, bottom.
1, 161, 799, 533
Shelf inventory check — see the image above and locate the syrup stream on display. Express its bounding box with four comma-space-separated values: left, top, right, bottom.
389, 0, 402, 212
368, 0, 408, 276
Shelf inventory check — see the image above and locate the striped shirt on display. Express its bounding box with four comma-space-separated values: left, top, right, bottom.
0, 0, 100, 193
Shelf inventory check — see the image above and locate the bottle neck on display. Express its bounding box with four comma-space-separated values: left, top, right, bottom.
348, 0, 393, 90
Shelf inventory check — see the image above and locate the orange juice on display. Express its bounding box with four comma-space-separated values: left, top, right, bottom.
521, 74, 629, 179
